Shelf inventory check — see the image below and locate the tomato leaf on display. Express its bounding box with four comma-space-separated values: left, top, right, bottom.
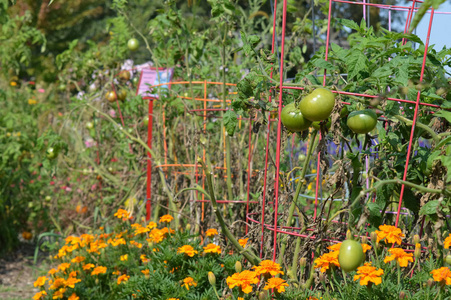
346, 49, 368, 80
435, 110, 451, 124
419, 200, 440, 216
224, 110, 238, 137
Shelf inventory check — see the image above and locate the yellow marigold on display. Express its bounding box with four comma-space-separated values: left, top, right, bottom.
361, 243, 372, 253
253, 260, 284, 276
132, 224, 150, 235
52, 287, 66, 299
82, 264, 94, 270
444, 234, 451, 249
120, 254, 128, 261
65, 277, 81, 288
71, 256, 85, 263
141, 269, 150, 275
130, 240, 143, 248
57, 262, 71, 272
181, 276, 197, 290
147, 222, 157, 229
166, 298, 179, 300
226, 270, 259, 294
383, 248, 414, 267
159, 214, 174, 223
117, 274, 130, 285
68, 271, 77, 278
114, 209, 131, 220
203, 243, 221, 254
263, 277, 289, 293
141, 254, 150, 263
205, 228, 219, 237
238, 238, 248, 248
91, 266, 107, 275
375, 225, 405, 245
34, 276, 47, 287
177, 245, 198, 257
148, 228, 165, 243
28, 99, 38, 105
431, 267, 451, 285
353, 263, 384, 286
160, 227, 175, 235
33, 290, 47, 300
108, 238, 126, 247
327, 243, 341, 252
314, 251, 340, 273
49, 278, 65, 290
68, 293, 79, 300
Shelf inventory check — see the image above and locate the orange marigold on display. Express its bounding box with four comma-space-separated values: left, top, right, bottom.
181, 276, 197, 290
52, 288, 66, 299
314, 251, 340, 273
120, 254, 128, 261
114, 208, 131, 220
353, 263, 384, 286
91, 266, 107, 275
65, 277, 81, 288
431, 267, 451, 285
68, 293, 79, 300
33, 291, 47, 300
383, 248, 414, 267
203, 243, 221, 254
361, 243, 372, 253
327, 243, 341, 252
82, 263, 94, 270
226, 270, 259, 294
71, 256, 85, 263
238, 238, 248, 248
117, 274, 130, 285
253, 260, 284, 276
444, 234, 451, 249
34, 276, 47, 287
159, 214, 174, 223
375, 224, 404, 245
263, 277, 289, 293
177, 245, 198, 257
205, 228, 219, 237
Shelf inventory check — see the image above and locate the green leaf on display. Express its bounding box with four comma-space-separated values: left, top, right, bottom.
419, 200, 440, 215
435, 110, 451, 123
312, 58, 337, 70
371, 65, 392, 79
346, 50, 368, 80
340, 19, 360, 31
224, 110, 237, 137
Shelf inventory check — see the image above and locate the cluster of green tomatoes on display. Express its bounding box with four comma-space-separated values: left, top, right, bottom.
281, 88, 378, 134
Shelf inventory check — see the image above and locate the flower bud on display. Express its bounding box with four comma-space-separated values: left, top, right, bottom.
208, 272, 216, 286
95, 278, 99, 285
414, 243, 421, 259
413, 234, 420, 245
361, 236, 368, 244
235, 261, 242, 273
186, 223, 191, 232
427, 278, 435, 288
300, 257, 307, 269
346, 230, 352, 240
319, 272, 326, 283
370, 231, 378, 244
258, 291, 269, 300
399, 291, 406, 299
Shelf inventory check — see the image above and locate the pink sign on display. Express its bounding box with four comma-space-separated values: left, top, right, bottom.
136, 68, 174, 99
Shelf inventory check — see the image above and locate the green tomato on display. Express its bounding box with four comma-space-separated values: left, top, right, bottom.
143, 116, 149, 126
117, 89, 127, 101
338, 240, 364, 273
46, 147, 58, 160
346, 109, 378, 134
446, 255, 451, 265
127, 38, 139, 51
280, 102, 312, 132
132, 76, 140, 85
312, 119, 331, 130
45, 196, 52, 202
299, 88, 335, 122
298, 154, 306, 162
85, 122, 94, 130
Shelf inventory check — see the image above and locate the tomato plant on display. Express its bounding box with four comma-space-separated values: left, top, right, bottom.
346, 109, 378, 134
299, 88, 336, 122
338, 240, 364, 272
281, 102, 312, 132
127, 38, 139, 51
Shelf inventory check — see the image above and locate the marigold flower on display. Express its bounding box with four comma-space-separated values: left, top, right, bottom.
120, 254, 128, 261
238, 238, 248, 248
117, 274, 130, 285
141, 269, 150, 275
133, 224, 150, 235
68, 293, 79, 300
159, 214, 174, 223
314, 251, 340, 273
108, 238, 126, 246
444, 234, 451, 249
327, 243, 341, 252
361, 243, 372, 253
166, 298, 179, 300
203, 243, 221, 254
181, 276, 197, 290
353, 263, 384, 286
375, 225, 405, 245
147, 222, 157, 229
33, 290, 47, 300
114, 209, 131, 220
177, 245, 198, 257
34, 276, 47, 287
82, 264, 94, 270
263, 277, 289, 293
49, 278, 65, 290
91, 266, 107, 275
71, 256, 85, 263
253, 260, 284, 276
384, 248, 414, 267
205, 228, 219, 237
52, 287, 66, 299
226, 270, 259, 294
48, 268, 58, 275
141, 254, 150, 263
148, 228, 165, 243
58, 262, 71, 272
431, 267, 451, 285
65, 277, 81, 288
